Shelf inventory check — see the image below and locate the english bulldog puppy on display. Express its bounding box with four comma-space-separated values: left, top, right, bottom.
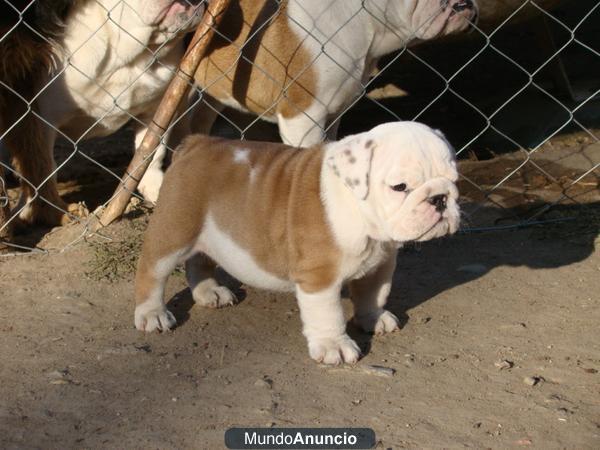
1, 0, 204, 233
192, 0, 478, 146
134, 121, 460, 364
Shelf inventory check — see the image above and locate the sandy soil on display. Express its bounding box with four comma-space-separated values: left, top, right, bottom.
0, 202, 599, 449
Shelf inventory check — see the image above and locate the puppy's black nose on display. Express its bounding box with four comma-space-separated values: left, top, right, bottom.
429, 194, 447, 212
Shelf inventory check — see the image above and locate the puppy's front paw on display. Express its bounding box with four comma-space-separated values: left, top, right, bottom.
354, 309, 400, 335
308, 335, 361, 365
135, 304, 176, 332
191, 280, 237, 309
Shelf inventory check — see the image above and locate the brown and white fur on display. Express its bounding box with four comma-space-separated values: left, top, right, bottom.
0, 0, 203, 233
135, 121, 460, 365
191, 0, 478, 147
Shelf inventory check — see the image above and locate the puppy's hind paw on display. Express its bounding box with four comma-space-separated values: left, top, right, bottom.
135, 304, 176, 332
191, 279, 237, 309
354, 309, 400, 335
308, 335, 361, 365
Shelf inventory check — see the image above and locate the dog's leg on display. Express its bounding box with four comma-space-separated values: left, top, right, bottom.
189, 93, 225, 135
134, 245, 188, 332
136, 102, 195, 203
277, 107, 328, 148
6, 116, 81, 226
325, 115, 341, 142
185, 252, 237, 308
0, 162, 11, 247
135, 124, 169, 204
350, 249, 400, 335
296, 283, 360, 365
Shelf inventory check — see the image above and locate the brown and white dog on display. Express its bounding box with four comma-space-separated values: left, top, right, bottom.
135, 121, 460, 364
0, 0, 204, 234
192, 0, 478, 147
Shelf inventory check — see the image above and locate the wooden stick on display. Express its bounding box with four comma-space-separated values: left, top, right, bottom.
92, 0, 231, 230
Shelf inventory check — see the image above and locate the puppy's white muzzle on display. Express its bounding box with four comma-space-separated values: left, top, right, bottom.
387, 177, 460, 242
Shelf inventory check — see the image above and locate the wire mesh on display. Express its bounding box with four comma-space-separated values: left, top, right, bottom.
0, 0, 598, 255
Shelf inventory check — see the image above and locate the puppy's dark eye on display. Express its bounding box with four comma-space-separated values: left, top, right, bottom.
391, 183, 407, 192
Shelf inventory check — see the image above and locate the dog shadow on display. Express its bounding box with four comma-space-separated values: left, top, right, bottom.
161, 202, 597, 361
349, 202, 599, 358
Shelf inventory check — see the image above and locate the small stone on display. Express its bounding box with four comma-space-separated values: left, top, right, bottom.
48, 369, 69, 379
266, 422, 276, 428
494, 360, 514, 370
103, 344, 150, 355
557, 407, 573, 417
515, 438, 532, 446
48, 369, 74, 384
360, 365, 396, 377
523, 376, 544, 386
352, 399, 362, 405
254, 378, 273, 389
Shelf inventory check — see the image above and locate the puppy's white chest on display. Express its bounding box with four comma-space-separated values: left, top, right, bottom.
195, 214, 293, 292
344, 240, 392, 281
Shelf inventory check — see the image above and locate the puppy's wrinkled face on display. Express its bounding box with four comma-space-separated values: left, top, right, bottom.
368, 123, 460, 242
328, 122, 460, 243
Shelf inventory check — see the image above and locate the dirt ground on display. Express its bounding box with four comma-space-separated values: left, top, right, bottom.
1, 196, 599, 449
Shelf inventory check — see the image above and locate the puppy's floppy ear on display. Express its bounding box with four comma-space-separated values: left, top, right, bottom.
326, 136, 375, 200
433, 128, 457, 159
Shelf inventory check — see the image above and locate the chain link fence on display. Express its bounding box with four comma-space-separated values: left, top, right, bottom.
0, 0, 598, 254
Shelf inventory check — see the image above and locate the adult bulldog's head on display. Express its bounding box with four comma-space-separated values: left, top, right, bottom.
387, 0, 478, 41
326, 122, 460, 243
98, 0, 205, 43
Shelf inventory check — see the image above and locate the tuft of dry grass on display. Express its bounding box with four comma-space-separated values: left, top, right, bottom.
85, 217, 147, 282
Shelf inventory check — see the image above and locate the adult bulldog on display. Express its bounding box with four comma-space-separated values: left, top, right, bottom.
1, 0, 204, 233
192, 0, 477, 146
134, 121, 460, 365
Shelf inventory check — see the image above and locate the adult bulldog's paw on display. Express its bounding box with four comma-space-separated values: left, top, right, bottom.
135, 304, 176, 332
191, 280, 237, 309
308, 335, 361, 365
138, 168, 164, 204
354, 309, 400, 335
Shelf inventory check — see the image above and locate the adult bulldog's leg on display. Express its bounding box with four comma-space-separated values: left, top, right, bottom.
185, 252, 237, 308
0, 162, 11, 247
350, 248, 400, 335
189, 93, 226, 135
277, 104, 328, 148
6, 113, 83, 226
296, 283, 360, 365
134, 124, 168, 204
325, 116, 341, 142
